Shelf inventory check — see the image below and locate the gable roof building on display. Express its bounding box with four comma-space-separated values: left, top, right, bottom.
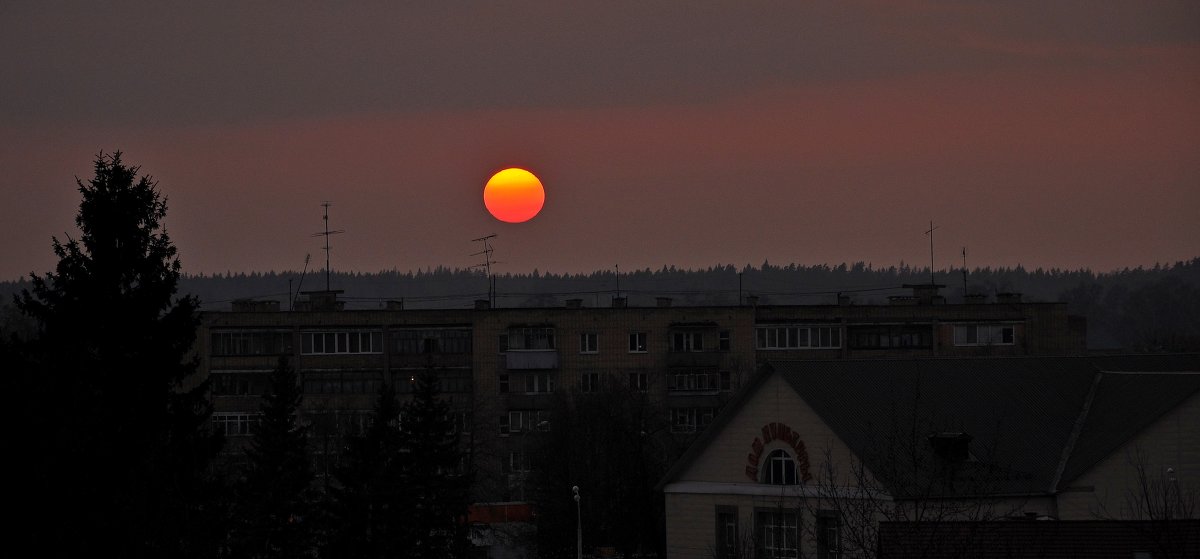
658, 355, 1200, 558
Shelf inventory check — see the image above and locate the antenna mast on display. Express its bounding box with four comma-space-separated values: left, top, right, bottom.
961, 246, 968, 299
924, 220, 938, 286
312, 202, 345, 292
472, 234, 498, 306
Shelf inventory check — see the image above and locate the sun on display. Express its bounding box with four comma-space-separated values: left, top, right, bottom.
484, 168, 545, 223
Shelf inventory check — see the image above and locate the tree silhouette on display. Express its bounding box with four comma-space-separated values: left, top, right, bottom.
324, 382, 412, 558
232, 355, 313, 558
401, 367, 472, 558
14, 151, 223, 556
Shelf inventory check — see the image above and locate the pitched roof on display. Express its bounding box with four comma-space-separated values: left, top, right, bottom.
659, 354, 1200, 497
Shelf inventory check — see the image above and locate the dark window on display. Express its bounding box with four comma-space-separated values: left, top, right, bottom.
629, 332, 648, 352
581, 372, 599, 393
716, 506, 739, 559
755, 510, 798, 559
816, 513, 840, 559
720, 371, 732, 391
763, 449, 797, 485
719, 330, 731, 351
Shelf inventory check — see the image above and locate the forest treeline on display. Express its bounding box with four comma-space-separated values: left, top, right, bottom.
4, 258, 1199, 350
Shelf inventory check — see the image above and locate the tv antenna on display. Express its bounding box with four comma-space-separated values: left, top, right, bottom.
924, 220, 938, 286
290, 254, 311, 311
961, 246, 968, 299
472, 234, 498, 306
312, 202, 345, 292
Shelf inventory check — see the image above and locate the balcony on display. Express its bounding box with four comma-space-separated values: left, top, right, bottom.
505, 350, 559, 370
666, 351, 724, 368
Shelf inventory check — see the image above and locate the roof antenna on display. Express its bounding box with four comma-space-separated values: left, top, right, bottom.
961, 246, 968, 299
924, 220, 938, 286
472, 234, 498, 306
312, 202, 345, 292
291, 254, 310, 311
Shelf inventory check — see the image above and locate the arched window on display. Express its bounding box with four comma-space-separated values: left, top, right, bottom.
762, 449, 797, 485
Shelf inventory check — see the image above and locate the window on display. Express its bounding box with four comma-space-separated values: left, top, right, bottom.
581, 372, 600, 393
499, 374, 509, 393
449, 411, 471, 434
211, 331, 292, 356
668, 372, 717, 392
504, 410, 549, 434
671, 407, 715, 433
719, 330, 731, 351
302, 373, 383, 395
816, 513, 841, 559
210, 372, 267, 396
524, 373, 555, 394
508, 327, 555, 350
755, 510, 799, 559
505, 451, 531, 473
849, 326, 930, 349
953, 324, 1015, 346
715, 506, 739, 559
629, 332, 648, 353
212, 413, 259, 436
755, 326, 840, 350
629, 372, 648, 392
671, 331, 704, 352
301, 331, 383, 354
498, 334, 508, 353
580, 333, 599, 354
392, 328, 471, 354
762, 449, 797, 485
720, 371, 732, 391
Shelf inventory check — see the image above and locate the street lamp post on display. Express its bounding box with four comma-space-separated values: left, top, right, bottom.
573, 485, 582, 559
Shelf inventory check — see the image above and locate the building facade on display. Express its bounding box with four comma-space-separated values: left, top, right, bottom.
198, 285, 1086, 548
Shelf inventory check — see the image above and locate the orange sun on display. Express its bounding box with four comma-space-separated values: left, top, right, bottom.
484, 168, 545, 223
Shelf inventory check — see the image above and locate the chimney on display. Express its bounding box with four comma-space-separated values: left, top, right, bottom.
565, 298, 583, 309
745, 295, 759, 307
837, 293, 851, 306
656, 297, 673, 308
301, 290, 344, 312
902, 283, 946, 305
385, 299, 405, 310
996, 292, 1023, 304
611, 297, 627, 308
474, 299, 491, 310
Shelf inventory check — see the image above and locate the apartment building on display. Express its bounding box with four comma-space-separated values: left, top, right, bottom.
198, 284, 1085, 513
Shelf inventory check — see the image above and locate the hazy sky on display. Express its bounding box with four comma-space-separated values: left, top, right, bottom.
2, 2, 1197, 281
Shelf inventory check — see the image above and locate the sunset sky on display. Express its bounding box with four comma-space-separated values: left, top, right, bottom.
2, 2, 1197, 282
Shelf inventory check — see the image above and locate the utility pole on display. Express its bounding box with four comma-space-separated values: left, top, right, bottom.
573, 485, 583, 559
312, 202, 344, 292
